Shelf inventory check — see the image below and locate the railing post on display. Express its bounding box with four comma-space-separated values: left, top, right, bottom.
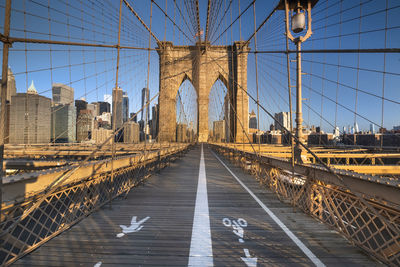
157, 150, 161, 173
0, 0, 12, 219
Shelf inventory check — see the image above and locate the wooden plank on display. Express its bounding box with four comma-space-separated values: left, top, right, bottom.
14, 145, 382, 266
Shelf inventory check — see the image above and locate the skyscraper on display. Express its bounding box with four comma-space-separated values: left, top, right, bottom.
4, 68, 17, 103
213, 120, 225, 142
97, 101, 110, 114
151, 104, 159, 138
130, 112, 137, 122
9, 81, 51, 144
52, 83, 74, 105
75, 99, 87, 119
249, 110, 257, 129
87, 103, 98, 117
122, 91, 129, 123
124, 121, 140, 144
1, 68, 16, 143
51, 104, 76, 143
52, 83, 76, 143
370, 124, 375, 134
141, 87, 150, 122
76, 110, 94, 142
274, 112, 290, 132
333, 126, 340, 137
104, 94, 112, 112
112, 87, 123, 130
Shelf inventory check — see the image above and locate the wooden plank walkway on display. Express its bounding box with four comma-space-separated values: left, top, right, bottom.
14, 144, 382, 266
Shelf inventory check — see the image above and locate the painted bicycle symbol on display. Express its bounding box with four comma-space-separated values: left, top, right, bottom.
222, 217, 248, 242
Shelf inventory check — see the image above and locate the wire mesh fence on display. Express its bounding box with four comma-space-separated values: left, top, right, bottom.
0, 144, 190, 266
211, 143, 400, 266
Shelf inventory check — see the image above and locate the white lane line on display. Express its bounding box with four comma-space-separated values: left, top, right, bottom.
212, 150, 325, 267
188, 144, 213, 266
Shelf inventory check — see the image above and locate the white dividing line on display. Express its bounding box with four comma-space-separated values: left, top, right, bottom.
212, 150, 325, 267
188, 144, 213, 266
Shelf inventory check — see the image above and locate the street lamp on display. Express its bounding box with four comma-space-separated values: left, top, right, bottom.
277, 0, 318, 163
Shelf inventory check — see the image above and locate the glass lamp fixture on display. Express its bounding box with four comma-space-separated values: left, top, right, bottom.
291, 8, 306, 33
277, 0, 318, 42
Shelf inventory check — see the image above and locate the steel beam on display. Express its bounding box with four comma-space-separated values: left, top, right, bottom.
253, 48, 400, 54
211, 144, 400, 206
2, 144, 189, 206
5, 36, 156, 50
4, 160, 68, 170
331, 165, 400, 175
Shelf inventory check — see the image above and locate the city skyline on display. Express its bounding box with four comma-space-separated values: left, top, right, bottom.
2, 0, 399, 133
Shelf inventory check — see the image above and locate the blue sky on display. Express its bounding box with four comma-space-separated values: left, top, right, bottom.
0, 0, 399, 133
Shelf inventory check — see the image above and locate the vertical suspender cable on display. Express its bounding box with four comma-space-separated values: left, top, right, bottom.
224, 0, 228, 143
284, 0, 295, 167
380, 0, 388, 148
252, 1, 260, 155
239, 0, 244, 148
354, 1, 362, 136
164, 0, 167, 41
334, 0, 343, 132
48, 0, 55, 143
111, 0, 123, 198
146, 1, 153, 151
238, 0, 242, 40
230, 1, 236, 149
195, 0, 201, 42
319, 2, 328, 145
0, 0, 11, 216
205, 0, 211, 42
173, 0, 176, 43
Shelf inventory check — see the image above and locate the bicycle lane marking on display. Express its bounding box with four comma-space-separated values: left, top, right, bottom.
212, 150, 325, 267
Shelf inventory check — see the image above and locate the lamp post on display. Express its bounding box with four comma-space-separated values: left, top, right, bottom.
278, 0, 317, 163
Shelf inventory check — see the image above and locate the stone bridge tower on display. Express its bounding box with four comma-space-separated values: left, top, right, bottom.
157, 41, 249, 143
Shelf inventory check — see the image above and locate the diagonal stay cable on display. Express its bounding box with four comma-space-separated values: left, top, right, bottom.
205, 0, 211, 42
195, 0, 201, 42
212, 0, 255, 44
151, 0, 193, 42
173, 0, 196, 40
122, 0, 161, 43
208, 0, 233, 43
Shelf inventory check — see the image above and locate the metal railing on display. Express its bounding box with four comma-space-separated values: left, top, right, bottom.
211, 143, 400, 266
0, 144, 191, 266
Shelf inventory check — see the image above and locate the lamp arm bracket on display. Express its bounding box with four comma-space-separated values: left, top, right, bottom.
300, 2, 313, 43
284, 0, 295, 42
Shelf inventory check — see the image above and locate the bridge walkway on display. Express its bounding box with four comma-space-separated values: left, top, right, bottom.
14, 145, 380, 266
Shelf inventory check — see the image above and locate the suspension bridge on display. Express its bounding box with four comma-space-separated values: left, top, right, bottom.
0, 0, 399, 266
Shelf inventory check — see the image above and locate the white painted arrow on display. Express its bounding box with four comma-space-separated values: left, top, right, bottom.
241, 249, 257, 267
116, 216, 150, 238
